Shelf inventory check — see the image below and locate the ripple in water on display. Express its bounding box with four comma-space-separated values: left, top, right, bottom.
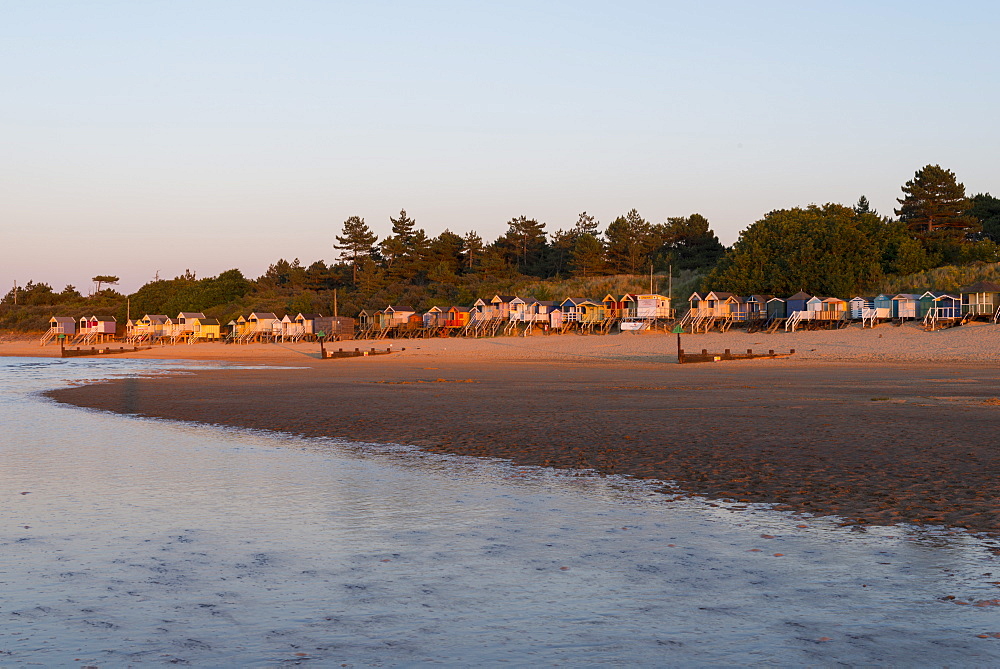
2, 356, 1000, 666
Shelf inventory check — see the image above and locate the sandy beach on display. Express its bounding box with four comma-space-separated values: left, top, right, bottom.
14, 323, 1000, 535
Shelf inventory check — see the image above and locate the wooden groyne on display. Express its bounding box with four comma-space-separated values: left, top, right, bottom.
678, 348, 795, 364
322, 346, 395, 360
61, 345, 151, 358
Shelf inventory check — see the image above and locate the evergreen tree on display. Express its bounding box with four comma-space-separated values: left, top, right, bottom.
500, 215, 548, 276
895, 165, 977, 236
547, 229, 574, 277
854, 195, 876, 216
969, 193, 1000, 242
334, 216, 378, 285
380, 209, 417, 277
655, 214, 726, 271
570, 233, 606, 277
605, 209, 655, 274
572, 211, 600, 237
461, 231, 484, 272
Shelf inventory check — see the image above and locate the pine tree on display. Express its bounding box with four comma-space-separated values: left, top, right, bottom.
572, 211, 600, 238
895, 165, 977, 236
334, 216, 378, 285
854, 195, 875, 216
605, 209, 654, 274
500, 215, 547, 275
570, 233, 606, 277
462, 231, 484, 272
380, 209, 417, 276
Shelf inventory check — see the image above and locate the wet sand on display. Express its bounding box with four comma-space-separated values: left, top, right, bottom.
38, 333, 1000, 535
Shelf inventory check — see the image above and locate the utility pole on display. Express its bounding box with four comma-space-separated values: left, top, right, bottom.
12, 280, 16, 306
333, 289, 338, 318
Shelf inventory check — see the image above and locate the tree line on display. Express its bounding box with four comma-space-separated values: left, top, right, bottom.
4, 163, 1000, 331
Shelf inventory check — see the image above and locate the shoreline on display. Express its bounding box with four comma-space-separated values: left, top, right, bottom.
34, 332, 1000, 536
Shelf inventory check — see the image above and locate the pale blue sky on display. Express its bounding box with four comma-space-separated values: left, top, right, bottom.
2, 1, 998, 293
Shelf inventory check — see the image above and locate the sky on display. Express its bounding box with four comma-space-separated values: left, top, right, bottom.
2, 1, 999, 294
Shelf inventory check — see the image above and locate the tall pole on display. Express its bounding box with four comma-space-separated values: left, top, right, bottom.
12, 280, 16, 306
668, 263, 674, 318
333, 289, 338, 318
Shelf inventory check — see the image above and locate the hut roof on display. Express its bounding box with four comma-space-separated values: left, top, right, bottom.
249, 312, 278, 319
891, 293, 921, 300
787, 291, 812, 300
959, 281, 1000, 293
177, 312, 205, 319
705, 291, 735, 300
197, 318, 220, 326
386, 305, 416, 313
50, 316, 75, 323
296, 313, 323, 320
745, 294, 774, 302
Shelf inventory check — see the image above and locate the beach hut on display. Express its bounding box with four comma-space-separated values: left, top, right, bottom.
423, 306, 445, 329
488, 295, 518, 320
443, 306, 470, 329
890, 294, 921, 319
136, 314, 168, 340
634, 294, 671, 319
686, 292, 707, 321
765, 297, 787, 320
809, 297, 847, 322
279, 314, 298, 339
960, 281, 1000, 319
919, 291, 961, 320
785, 291, 812, 314
377, 306, 418, 335
602, 294, 623, 318
294, 313, 323, 337
743, 295, 772, 321
247, 312, 279, 337
848, 297, 874, 320
192, 318, 221, 341
579, 299, 607, 324
509, 297, 530, 322
176, 312, 205, 332
560, 297, 584, 322
873, 294, 893, 313
41, 316, 77, 345
357, 309, 372, 330
49, 316, 76, 335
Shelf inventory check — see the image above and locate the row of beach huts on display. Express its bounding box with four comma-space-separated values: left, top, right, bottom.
683, 281, 1000, 334
40, 281, 1000, 345
40, 312, 355, 346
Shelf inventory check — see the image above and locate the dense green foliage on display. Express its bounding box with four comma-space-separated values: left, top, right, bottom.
706, 204, 931, 296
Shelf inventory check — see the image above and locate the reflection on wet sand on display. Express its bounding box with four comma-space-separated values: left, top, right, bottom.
2, 357, 1000, 666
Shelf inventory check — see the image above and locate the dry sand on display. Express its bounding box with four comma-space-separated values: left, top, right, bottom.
7, 319, 1000, 363
18, 322, 1000, 536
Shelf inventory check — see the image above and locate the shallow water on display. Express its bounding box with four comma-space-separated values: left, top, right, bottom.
2, 356, 1000, 666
